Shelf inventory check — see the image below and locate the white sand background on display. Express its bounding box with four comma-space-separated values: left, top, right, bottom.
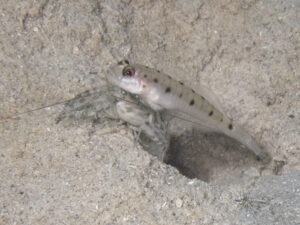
1, 0, 299, 224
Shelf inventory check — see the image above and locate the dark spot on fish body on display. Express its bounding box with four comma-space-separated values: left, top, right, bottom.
209, 111, 214, 116
153, 78, 158, 83
165, 87, 171, 93
228, 124, 233, 130
189, 99, 195, 106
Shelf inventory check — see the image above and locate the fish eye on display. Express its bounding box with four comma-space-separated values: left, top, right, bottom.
122, 66, 135, 77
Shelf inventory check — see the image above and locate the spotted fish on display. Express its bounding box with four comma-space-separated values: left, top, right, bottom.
106, 60, 263, 156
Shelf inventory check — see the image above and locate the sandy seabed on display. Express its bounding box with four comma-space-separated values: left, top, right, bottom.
0, 0, 299, 224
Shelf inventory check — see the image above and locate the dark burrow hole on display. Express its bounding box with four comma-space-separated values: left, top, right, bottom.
140, 128, 273, 184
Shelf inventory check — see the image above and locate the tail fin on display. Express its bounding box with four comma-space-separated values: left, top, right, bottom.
229, 124, 262, 156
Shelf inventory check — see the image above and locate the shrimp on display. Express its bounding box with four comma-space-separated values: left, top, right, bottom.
56, 85, 170, 160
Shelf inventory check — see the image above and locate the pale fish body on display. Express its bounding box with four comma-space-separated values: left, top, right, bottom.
107, 60, 263, 156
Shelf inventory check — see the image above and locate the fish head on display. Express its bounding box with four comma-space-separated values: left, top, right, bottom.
106, 60, 144, 94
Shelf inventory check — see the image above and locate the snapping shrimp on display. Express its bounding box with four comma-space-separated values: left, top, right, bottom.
106, 60, 263, 156
56, 85, 170, 160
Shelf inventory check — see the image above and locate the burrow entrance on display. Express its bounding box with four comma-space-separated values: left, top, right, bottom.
138, 122, 278, 184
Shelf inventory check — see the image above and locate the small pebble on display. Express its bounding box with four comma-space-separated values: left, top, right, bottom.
73, 46, 79, 55
175, 198, 183, 208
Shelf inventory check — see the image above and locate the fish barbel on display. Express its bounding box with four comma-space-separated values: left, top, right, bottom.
106, 60, 263, 156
